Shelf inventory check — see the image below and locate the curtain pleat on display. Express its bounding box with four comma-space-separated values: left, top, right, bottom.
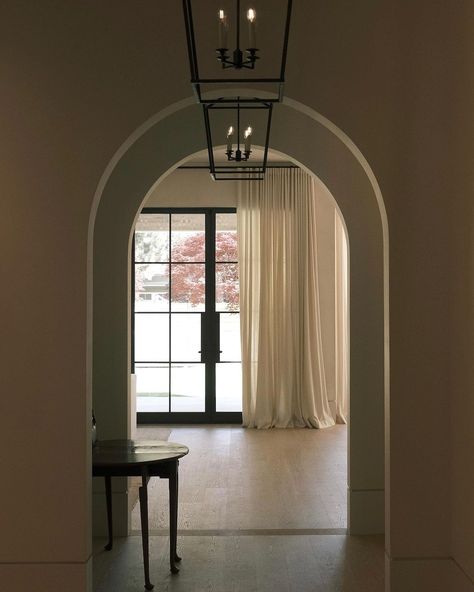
238, 168, 346, 428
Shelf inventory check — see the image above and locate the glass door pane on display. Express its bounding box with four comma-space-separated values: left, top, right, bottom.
134, 314, 169, 362
219, 313, 241, 361
216, 213, 238, 261
171, 314, 202, 362
171, 213, 205, 262
215, 212, 242, 413
135, 364, 169, 412
135, 213, 169, 262
171, 364, 206, 412
216, 263, 239, 312
171, 264, 205, 311
134, 264, 169, 312
216, 363, 242, 412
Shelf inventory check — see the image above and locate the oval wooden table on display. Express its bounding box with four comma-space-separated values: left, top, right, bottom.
93, 439, 189, 590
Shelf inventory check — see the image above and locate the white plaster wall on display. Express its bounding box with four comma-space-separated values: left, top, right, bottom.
0, 2, 473, 591
145, 168, 237, 208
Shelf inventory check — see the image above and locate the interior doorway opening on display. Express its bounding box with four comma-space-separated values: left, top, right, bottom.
126, 150, 350, 535
91, 95, 387, 545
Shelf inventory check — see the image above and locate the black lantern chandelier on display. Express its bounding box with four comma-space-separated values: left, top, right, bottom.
183, 0, 293, 103
183, 0, 292, 179
203, 97, 273, 181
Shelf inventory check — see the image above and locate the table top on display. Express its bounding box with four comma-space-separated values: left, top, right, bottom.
92, 439, 189, 469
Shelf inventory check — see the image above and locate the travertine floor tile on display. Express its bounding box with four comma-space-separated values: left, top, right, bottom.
93, 534, 384, 592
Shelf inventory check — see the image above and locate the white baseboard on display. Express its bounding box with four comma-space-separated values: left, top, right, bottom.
348, 488, 384, 534
387, 555, 474, 592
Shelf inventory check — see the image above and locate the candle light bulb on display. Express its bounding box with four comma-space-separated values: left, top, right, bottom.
247, 8, 257, 49
244, 126, 253, 153
218, 9, 228, 49
247, 8, 256, 22
226, 126, 234, 152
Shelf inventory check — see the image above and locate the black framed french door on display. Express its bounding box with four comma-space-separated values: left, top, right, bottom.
132, 207, 242, 424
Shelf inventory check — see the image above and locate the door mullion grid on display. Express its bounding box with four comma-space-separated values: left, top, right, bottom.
205, 211, 216, 418
134, 207, 241, 424
168, 213, 172, 413
131, 236, 136, 374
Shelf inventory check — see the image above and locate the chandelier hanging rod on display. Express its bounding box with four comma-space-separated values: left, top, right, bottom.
280, 0, 293, 81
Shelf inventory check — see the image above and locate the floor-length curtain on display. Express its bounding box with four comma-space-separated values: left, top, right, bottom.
237, 168, 337, 428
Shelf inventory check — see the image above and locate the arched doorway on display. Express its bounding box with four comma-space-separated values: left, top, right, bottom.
89, 95, 388, 539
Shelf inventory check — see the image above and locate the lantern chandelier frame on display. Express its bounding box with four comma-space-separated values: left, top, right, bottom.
203, 97, 273, 181
183, 0, 292, 179
183, 0, 293, 104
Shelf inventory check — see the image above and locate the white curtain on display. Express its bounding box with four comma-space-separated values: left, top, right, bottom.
238, 167, 347, 428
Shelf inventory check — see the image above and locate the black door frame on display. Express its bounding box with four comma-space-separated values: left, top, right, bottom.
133, 207, 242, 424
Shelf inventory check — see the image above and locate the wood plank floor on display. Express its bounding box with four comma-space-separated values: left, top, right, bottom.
131, 425, 347, 531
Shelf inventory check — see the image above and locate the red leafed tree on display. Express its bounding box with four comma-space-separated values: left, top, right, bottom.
171, 232, 239, 310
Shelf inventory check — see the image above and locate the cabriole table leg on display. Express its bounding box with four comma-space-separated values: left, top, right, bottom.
169, 460, 181, 573
104, 475, 113, 551
139, 468, 154, 590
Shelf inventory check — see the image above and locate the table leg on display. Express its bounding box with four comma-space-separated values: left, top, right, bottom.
169, 460, 181, 573
104, 475, 113, 551
139, 469, 154, 590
